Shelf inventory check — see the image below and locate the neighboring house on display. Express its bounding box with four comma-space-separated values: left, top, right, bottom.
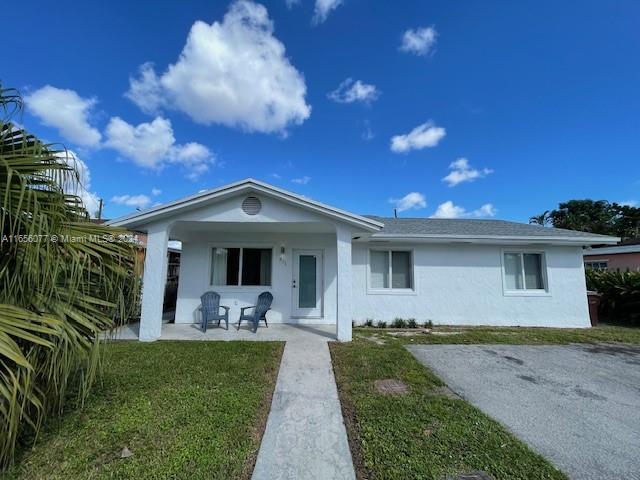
583, 241, 640, 272
108, 179, 619, 341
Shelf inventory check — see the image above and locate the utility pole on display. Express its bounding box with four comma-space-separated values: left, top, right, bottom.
97, 198, 103, 220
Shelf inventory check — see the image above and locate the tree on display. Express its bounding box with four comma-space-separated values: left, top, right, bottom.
0, 86, 140, 467
530, 199, 640, 239
614, 204, 640, 240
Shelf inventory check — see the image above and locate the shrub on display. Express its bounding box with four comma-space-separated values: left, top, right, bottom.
377, 321, 387, 329
586, 270, 640, 325
423, 320, 434, 329
407, 318, 418, 328
391, 317, 407, 328
364, 319, 374, 327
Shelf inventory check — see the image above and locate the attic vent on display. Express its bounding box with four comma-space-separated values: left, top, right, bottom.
241, 196, 262, 215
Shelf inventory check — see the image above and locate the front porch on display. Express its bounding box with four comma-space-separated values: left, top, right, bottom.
112, 322, 338, 342
139, 220, 358, 342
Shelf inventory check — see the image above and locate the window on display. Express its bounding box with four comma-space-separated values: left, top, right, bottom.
584, 261, 608, 272
211, 247, 272, 286
503, 251, 546, 292
369, 249, 413, 290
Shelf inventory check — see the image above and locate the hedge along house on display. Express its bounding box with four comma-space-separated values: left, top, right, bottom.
108, 179, 619, 341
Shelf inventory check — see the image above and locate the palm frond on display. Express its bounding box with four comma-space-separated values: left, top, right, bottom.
0, 84, 140, 468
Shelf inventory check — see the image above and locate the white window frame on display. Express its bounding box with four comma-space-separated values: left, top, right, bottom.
366, 248, 416, 295
208, 243, 274, 289
501, 249, 550, 297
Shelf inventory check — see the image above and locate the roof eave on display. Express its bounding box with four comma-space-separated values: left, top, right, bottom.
365, 234, 620, 246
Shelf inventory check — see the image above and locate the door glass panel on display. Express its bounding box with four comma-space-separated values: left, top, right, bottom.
299, 255, 317, 308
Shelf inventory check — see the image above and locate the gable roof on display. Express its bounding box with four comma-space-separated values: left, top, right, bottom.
365, 216, 619, 245
107, 178, 384, 231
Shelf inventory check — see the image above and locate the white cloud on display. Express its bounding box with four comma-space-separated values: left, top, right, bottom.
104, 116, 214, 179
291, 176, 311, 185
474, 203, 498, 217
400, 26, 437, 56
313, 0, 343, 23
390, 121, 446, 153
431, 201, 497, 219
390, 192, 427, 212
26, 86, 101, 147
110, 194, 152, 209
56, 151, 101, 217
124, 63, 163, 115
285, 0, 300, 7
328, 78, 380, 104
620, 200, 638, 207
126, 1, 310, 134
151, 188, 162, 196
442, 158, 493, 187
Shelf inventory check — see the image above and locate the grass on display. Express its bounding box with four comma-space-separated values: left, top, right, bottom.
4, 341, 284, 480
356, 323, 640, 346
330, 339, 567, 480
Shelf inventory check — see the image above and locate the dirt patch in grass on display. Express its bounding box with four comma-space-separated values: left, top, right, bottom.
374, 379, 410, 395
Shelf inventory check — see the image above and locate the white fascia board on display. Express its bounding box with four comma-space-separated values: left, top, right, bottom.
363, 234, 620, 246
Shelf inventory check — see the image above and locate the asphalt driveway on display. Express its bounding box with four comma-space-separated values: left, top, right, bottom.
407, 343, 640, 480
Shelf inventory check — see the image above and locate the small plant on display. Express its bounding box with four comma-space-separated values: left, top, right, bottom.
391, 317, 407, 328
377, 321, 387, 329
364, 319, 374, 327
407, 318, 418, 328
423, 320, 434, 329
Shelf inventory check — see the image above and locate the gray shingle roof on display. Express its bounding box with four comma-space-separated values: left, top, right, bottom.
365, 216, 617, 242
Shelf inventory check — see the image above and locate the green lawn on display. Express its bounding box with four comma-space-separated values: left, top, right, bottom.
330, 339, 567, 480
356, 323, 640, 346
4, 341, 283, 480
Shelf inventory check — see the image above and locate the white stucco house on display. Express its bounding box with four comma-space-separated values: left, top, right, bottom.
108, 179, 618, 342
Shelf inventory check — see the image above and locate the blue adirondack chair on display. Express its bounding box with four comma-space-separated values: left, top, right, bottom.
238, 291, 273, 333
200, 291, 230, 332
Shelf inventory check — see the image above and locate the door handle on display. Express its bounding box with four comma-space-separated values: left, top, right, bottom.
292, 279, 296, 288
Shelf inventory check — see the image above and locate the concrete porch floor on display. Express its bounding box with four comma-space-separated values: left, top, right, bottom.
110, 322, 338, 342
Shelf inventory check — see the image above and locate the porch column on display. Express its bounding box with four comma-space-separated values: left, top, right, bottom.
139, 224, 169, 341
335, 225, 353, 342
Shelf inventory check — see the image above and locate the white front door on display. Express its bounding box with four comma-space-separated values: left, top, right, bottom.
292, 249, 323, 318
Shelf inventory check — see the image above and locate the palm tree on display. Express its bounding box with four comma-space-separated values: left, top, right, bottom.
529, 211, 550, 226
0, 85, 139, 468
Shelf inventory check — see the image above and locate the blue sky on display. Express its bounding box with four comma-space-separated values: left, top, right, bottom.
4, 0, 639, 221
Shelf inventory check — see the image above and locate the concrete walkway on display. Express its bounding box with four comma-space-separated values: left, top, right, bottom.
252, 333, 356, 480
112, 323, 356, 479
